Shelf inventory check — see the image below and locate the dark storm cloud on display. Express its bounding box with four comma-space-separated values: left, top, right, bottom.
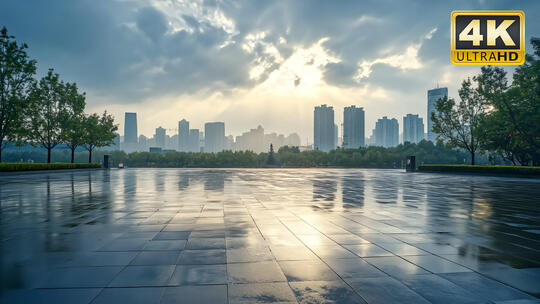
1, 0, 539, 103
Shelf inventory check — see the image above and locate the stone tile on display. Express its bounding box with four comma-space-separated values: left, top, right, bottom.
279, 260, 340, 282
399, 274, 485, 304
36, 266, 123, 288
98, 238, 149, 251
186, 237, 226, 250
325, 258, 388, 278
376, 243, 429, 256
161, 285, 228, 304
228, 282, 297, 303
109, 265, 175, 287
270, 245, 319, 261
344, 244, 394, 257
290, 280, 367, 304
441, 272, 537, 302
228, 261, 287, 283
309, 245, 358, 259
347, 276, 430, 304
363, 256, 429, 278
0, 288, 102, 304
130, 251, 180, 265
168, 264, 227, 285
153, 231, 191, 240
92, 287, 162, 304
327, 234, 370, 245
178, 249, 227, 265
143, 240, 187, 251
403, 255, 472, 273
227, 247, 274, 263
63, 252, 138, 266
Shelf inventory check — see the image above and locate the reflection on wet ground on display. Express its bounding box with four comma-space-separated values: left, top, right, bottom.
1, 168, 539, 303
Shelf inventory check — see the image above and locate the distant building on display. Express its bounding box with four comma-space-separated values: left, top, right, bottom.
155, 126, 166, 148
334, 124, 338, 148
403, 114, 424, 144
314, 104, 335, 152
188, 129, 200, 152
112, 133, 120, 150
343, 106, 365, 149
374, 116, 399, 147
124, 112, 138, 152
427, 87, 448, 142
285, 133, 301, 147
149, 147, 162, 153
225, 135, 234, 150
205, 122, 225, 153
138, 135, 148, 151
178, 119, 189, 152
235, 125, 265, 152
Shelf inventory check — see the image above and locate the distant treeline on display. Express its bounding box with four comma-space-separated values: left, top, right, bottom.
3, 140, 489, 168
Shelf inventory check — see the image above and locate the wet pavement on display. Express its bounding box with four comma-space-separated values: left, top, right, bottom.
0, 168, 539, 304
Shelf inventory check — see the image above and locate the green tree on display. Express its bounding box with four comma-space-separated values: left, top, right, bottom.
27, 69, 67, 163
431, 79, 488, 165
83, 111, 118, 163
0, 27, 37, 162
61, 82, 86, 163
267, 143, 275, 165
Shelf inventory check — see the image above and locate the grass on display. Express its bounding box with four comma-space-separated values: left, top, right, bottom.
0, 162, 101, 172
417, 164, 540, 176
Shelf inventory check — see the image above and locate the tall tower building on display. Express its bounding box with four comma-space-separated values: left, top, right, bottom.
205, 122, 225, 153
403, 114, 424, 144
178, 119, 190, 152
374, 116, 399, 147
188, 129, 200, 152
343, 106, 365, 149
124, 112, 138, 152
427, 87, 448, 142
155, 126, 166, 148
314, 105, 335, 152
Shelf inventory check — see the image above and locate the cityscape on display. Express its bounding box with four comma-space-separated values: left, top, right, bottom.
116, 87, 447, 153
1, 1, 539, 304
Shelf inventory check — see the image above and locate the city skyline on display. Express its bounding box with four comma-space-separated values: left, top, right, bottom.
2, 1, 538, 142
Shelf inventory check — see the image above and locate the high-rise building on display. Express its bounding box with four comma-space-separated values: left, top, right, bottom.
374, 116, 399, 147
343, 106, 365, 149
314, 104, 335, 152
124, 112, 138, 152
427, 87, 448, 142
138, 135, 148, 151
155, 126, 166, 148
188, 129, 200, 152
178, 119, 189, 152
204, 122, 225, 153
403, 114, 424, 144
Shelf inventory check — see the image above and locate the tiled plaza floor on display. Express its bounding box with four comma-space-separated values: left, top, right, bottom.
0, 168, 539, 303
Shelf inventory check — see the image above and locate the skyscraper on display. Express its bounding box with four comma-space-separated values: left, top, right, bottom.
124, 112, 138, 152
155, 126, 166, 148
188, 129, 200, 152
374, 116, 399, 147
178, 119, 189, 152
343, 106, 365, 149
403, 114, 424, 144
314, 105, 335, 152
427, 87, 448, 142
205, 122, 225, 153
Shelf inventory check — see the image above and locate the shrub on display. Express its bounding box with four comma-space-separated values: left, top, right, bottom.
417, 164, 540, 176
0, 162, 101, 172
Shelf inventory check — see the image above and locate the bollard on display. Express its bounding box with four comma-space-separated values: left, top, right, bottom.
103, 155, 110, 169
406, 156, 416, 172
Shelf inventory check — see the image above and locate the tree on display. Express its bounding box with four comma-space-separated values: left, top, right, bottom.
61, 82, 86, 163
267, 143, 275, 165
0, 27, 37, 162
431, 79, 488, 165
26, 69, 67, 163
83, 111, 118, 163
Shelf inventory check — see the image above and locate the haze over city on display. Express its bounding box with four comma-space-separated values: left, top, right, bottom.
1, 0, 539, 142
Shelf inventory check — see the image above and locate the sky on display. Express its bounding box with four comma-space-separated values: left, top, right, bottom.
1, 0, 539, 144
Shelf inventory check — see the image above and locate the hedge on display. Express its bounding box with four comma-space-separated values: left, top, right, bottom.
418, 164, 540, 176
0, 162, 102, 172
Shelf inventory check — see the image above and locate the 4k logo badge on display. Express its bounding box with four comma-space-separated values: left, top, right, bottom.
451, 11, 524, 65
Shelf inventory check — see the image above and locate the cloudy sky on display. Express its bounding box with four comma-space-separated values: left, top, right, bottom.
2, 0, 539, 143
